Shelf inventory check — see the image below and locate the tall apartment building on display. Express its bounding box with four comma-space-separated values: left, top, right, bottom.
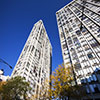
11, 20, 52, 98
56, 0, 100, 99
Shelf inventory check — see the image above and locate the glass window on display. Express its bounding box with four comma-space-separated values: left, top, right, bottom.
94, 84, 100, 93
26, 62, 30, 68
90, 85, 95, 92
97, 34, 100, 37
61, 32, 64, 38
90, 42, 99, 48
76, 30, 81, 36
97, 84, 100, 91
24, 45, 29, 51
93, 74, 97, 81
87, 78, 91, 82
97, 28, 100, 33
81, 16, 87, 21
87, 53, 93, 59
31, 46, 34, 53
86, 85, 90, 93
73, 24, 76, 28
69, 28, 73, 32
33, 66, 36, 73
68, 40, 72, 45
74, 63, 81, 69
63, 44, 67, 49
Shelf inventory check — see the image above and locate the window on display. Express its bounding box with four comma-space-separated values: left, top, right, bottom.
97, 34, 100, 37
33, 66, 36, 73
66, 21, 69, 24
94, 84, 100, 93
68, 40, 72, 45
35, 73, 37, 77
84, 18, 90, 23
81, 27, 87, 33
91, 12, 95, 16
76, 30, 81, 36
28, 46, 31, 52
85, 10, 89, 13
86, 85, 90, 93
26, 62, 30, 67
63, 23, 65, 26
81, 16, 87, 21
20, 54, 24, 58
39, 68, 41, 77
24, 72, 27, 76
31, 46, 34, 53
24, 45, 29, 51
17, 61, 22, 66
74, 63, 81, 69
63, 44, 67, 49
64, 16, 67, 19
97, 28, 100, 33
90, 42, 99, 48
69, 28, 73, 32
90, 85, 95, 92
61, 32, 64, 38
98, 10, 100, 13
70, 19, 72, 22
36, 85, 39, 95
87, 53, 93, 59
13, 70, 17, 75
35, 49, 40, 60
73, 24, 76, 28
89, 25, 93, 29
25, 68, 28, 72
73, 37, 78, 42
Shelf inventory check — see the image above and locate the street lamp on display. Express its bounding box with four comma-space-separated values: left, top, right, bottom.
0, 58, 12, 69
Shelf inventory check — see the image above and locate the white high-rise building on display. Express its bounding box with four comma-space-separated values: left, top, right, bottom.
0, 69, 10, 81
11, 20, 52, 98
56, 0, 100, 99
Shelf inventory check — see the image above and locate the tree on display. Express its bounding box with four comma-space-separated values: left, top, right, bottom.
0, 76, 31, 100
50, 63, 86, 100
33, 63, 87, 100
0, 81, 6, 100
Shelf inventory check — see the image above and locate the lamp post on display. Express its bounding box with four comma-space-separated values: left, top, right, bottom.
0, 58, 12, 76
0, 58, 12, 81
0, 58, 12, 69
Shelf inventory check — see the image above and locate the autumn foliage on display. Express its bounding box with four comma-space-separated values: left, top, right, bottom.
35, 63, 86, 100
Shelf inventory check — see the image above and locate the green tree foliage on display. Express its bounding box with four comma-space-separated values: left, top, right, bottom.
0, 76, 31, 100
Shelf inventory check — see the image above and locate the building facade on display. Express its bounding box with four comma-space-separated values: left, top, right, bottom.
56, 0, 100, 99
0, 69, 10, 81
11, 20, 52, 98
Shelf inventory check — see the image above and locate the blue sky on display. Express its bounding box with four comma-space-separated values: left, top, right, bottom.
0, 0, 72, 76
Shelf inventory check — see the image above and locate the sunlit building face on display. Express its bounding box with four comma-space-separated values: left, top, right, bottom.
56, 0, 100, 99
11, 20, 52, 98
